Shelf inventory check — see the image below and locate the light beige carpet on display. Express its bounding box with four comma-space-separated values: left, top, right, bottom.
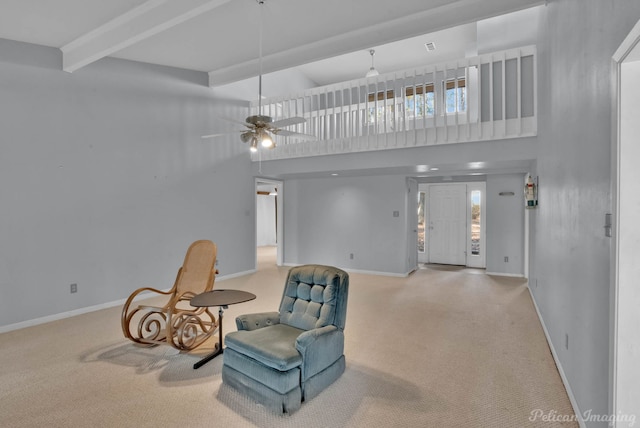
0, 247, 577, 427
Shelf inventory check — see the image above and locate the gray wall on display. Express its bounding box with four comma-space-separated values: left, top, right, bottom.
284, 175, 409, 274
486, 174, 526, 275
284, 172, 528, 277
531, 0, 640, 424
0, 39, 255, 329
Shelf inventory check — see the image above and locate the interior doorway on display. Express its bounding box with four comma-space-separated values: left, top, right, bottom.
255, 178, 283, 268
611, 20, 640, 423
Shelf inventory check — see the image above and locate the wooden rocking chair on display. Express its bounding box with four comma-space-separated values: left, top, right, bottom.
121, 240, 218, 351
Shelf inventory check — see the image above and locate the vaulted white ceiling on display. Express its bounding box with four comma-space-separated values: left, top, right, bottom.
0, 0, 544, 87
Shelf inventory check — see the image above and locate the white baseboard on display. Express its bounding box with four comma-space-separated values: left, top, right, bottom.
0, 296, 134, 334
0, 270, 258, 334
526, 283, 585, 428
283, 263, 409, 278
486, 271, 525, 278
345, 268, 410, 277
216, 269, 256, 281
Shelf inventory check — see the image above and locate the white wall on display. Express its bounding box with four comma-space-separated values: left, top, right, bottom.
486, 174, 525, 275
530, 1, 640, 424
0, 39, 255, 329
476, 5, 543, 55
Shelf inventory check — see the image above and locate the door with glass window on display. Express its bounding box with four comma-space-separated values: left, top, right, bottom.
417, 182, 486, 268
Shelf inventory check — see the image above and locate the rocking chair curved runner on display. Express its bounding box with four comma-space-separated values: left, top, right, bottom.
121, 240, 218, 351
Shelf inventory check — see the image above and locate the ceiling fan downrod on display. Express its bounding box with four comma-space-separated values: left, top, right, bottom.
257, 0, 265, 117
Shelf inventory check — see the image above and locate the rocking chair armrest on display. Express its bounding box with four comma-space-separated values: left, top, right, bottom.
122, 286, 173, 313
121, 286, 175, 337
235, 312, 281, 331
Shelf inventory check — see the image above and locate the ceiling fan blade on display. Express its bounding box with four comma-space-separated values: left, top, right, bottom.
275, 129, 316, 140
269, 117, 306, 128
201, 130, 243, 139
220, 116, 252, 128
201, 133, 227, 139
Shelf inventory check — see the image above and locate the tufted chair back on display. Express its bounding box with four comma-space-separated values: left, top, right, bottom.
278, 265, 349, 331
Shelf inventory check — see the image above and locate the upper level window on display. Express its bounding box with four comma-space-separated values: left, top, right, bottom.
366, 77, 466, 125
445, 78, 466, 114
367, 90, 395, 125
405, 85, 435, 117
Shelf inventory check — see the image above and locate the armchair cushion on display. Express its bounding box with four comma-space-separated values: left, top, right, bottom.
225, 324, 305, 371
280, 265, 348, 331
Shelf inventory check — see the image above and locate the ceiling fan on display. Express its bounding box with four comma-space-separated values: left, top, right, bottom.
202, 0, 314, 152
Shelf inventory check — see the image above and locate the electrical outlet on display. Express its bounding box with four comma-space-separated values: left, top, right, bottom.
215, 259, 219, 266
350, 253, 354, 260
70, 283, 78, 294
504, 256, 509, 263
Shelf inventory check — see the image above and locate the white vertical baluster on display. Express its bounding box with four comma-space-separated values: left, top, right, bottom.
517, 50, 522, 136
423, 67, 428, 145
454, 64, 459, 142
443, 64, 448, 143
502, 51, 507, 138
465, 61, 471, 141
489, 54, 494, 138
532, 47, 538, 135
477, 58, 483, 140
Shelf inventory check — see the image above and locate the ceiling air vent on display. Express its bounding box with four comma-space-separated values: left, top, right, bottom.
424, 42, 436, 52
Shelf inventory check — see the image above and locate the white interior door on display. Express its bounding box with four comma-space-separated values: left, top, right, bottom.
428, 184, 467, 265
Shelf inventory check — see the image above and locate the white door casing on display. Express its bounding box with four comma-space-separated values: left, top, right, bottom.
406, 178, 419, 274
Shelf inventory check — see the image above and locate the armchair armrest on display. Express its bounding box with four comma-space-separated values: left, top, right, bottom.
296, 325, 344, 380
235, 311, 280, 331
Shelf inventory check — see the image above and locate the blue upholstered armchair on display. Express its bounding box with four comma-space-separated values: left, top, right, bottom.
222, 265, 349, 414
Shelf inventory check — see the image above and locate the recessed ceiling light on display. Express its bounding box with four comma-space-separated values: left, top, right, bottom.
331, 173, 338, 176
430, 167, 439, 171
424, 42, 436, 52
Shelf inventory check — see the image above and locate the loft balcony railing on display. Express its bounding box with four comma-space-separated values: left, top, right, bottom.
251, 45, 536, 161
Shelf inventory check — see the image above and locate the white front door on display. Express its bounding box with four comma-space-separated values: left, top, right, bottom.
428, 184, 467, 265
